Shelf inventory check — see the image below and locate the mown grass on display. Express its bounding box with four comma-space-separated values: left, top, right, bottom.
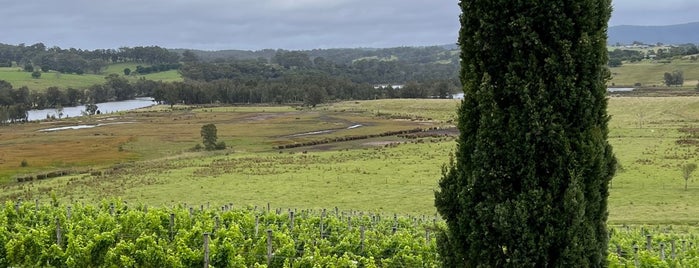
2, 97, 699, 224
609, 59, 699, 88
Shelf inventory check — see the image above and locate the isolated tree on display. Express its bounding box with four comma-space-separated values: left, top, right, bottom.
304, 86, 327, 108
200, 123, 218, 150
435, 0, 616, 267
31, 71, 41, 79
682, 163, 697, 191
664, 70, 684, 86
84, 103, 98, 116
123, 68, 131, 75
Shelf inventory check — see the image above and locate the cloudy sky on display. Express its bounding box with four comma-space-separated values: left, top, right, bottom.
0, 0, 697, 51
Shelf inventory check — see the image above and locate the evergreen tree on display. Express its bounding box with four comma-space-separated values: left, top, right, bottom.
435, 0, 616, 266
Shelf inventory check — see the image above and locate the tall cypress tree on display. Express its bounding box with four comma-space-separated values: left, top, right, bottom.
435, 0, 616, 267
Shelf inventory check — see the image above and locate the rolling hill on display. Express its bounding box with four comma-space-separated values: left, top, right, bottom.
608, 22, 699, 45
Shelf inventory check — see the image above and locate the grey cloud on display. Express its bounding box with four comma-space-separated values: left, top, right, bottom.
0, 0, 695, 50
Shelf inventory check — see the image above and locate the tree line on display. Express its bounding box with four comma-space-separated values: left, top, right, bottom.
608, 43, 699, 67
0, 43, 179, 74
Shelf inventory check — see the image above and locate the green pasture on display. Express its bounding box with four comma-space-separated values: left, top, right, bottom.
609, 59, 699, 88
2, 97, 699, 224
0, 62, 182, 91
0, 67, 106, 90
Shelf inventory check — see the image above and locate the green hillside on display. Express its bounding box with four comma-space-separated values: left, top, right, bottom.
0, 62, 182, 91
610, 58, 699, 88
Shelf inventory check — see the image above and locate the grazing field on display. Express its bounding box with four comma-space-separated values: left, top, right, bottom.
1, 97, 699, 224
0, 63, 182, 91
609, 59, 699, 88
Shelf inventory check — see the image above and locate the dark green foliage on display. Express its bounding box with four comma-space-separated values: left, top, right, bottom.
663, 70, 684, 86
23, 64, 33, 72
123, 68, 131, 75
435, 0, 616, 266
201, 124, 218, 151
31, 71, 41, 79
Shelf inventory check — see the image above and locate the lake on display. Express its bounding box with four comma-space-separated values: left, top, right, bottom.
27, 97, 156, 121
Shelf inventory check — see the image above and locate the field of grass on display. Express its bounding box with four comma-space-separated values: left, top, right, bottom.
0, 62, 183, 91
1, 97, 699, 224
0, 67, 106, 90
609, 59, 699, 88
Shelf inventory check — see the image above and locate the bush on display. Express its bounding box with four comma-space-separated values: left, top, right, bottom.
31, 71, 41, 79
20, 160, 28, 167
215, 141, 226, 150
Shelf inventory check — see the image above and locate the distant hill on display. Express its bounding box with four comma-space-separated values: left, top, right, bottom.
608, 22, 699, 45
171, 45, 460, 66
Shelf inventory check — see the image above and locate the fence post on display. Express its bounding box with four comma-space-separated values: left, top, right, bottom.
660, 243, 665, 261
267, 229, 273, 267
348, 216, 352, 231
616, 244, 622, 258
289, 211, 295, 231
56, 218, 62, 248
67, 206, 72, 219
214, 216, 220, 233
35, 199, 39, 214
671, 240, 676, 260
360, 226, 365, 253
646, 234, 652, 251
633, 244, 639, 267
267, 202, 270, 213
203, 232, 210, 268
320, 212, 325, 239
425, 229, 430, 245
189, 207, 194, 218
255, 215, 260, 238
110, 202, 114, 216
169, 213, 175, 241
335, 206, 338, 217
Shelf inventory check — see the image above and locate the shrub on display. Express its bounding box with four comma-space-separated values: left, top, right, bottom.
20, 160, 28, 167
215, 141, 226, 150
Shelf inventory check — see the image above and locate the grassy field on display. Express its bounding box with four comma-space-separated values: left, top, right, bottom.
609, 58, 699, 88
0, 62, 182, 91
1, 97, 699, 224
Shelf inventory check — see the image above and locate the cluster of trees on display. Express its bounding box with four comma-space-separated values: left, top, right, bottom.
177, 46, 460, 84
608, 49, 644, 66
664, 70, 684, 86
609, 44, 699, 66
132, 63, 181, 75
0, 81, 29, 123
0, 43, 180, 75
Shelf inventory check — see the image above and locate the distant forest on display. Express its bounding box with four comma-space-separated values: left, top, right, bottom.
0, 43, 460, 123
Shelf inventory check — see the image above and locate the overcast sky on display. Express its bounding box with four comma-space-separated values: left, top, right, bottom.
0, 0, 697, 51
